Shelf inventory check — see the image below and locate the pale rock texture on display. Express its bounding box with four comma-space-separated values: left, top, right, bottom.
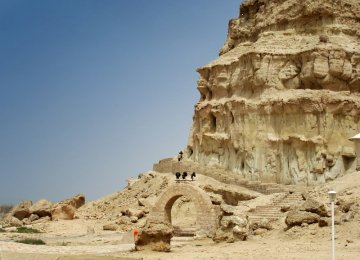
50, 194, 85, 220
30, 199, 53, 218
135, 219, 173, 252
51, 204, 76, 221
285, 210, 320, 227
185, 0, 360, 186
10, 200, 32, 220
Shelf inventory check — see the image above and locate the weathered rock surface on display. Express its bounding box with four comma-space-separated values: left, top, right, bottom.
285, 210, 320, 227
103, 223, 118, 231
221, 215, 247, 229
30, 199, 53, 218
184, 0, 360, 186
300, 198, 328, 217
10, 200, 32, 220
29, 214, 40, 222
51, 204, 76, 221
135, 219, 173, 251
61, 194, 85, 209
50, 194, 85, 221
2, 216, 23, 227
203, 184, 258, 205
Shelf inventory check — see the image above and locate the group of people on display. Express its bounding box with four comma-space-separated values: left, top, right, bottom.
175, 151, 196, 180
175, 171, 196, 181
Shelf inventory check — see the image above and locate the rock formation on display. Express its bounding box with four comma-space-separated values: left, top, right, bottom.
185, 0, 360, 185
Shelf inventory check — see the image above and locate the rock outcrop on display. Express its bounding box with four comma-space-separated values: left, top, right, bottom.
285, 210, 320, 227
185, 0, 360, 186
135, 219, 173, 252
51, 194, 85, 221
30, 199, 53, 218
9, 201, 32, 220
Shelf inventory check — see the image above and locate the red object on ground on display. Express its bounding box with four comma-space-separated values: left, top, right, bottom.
134, 229, 139, 235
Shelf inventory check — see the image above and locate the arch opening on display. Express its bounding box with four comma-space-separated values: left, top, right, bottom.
149, 184, 218, 238
168, 196, 197, 236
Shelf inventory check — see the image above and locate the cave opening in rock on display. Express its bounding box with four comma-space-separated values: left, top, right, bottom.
210, 113, 217, 132
342, 155, 355, 171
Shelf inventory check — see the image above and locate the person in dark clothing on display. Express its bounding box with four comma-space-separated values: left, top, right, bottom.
182, 171, 188, 179
191, 172, 196, 181
175, 172, 181, 180
178, 151, 183, 161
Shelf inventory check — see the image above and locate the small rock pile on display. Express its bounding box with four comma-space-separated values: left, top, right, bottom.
285, 196, 360, 229
0, 194, 85, 228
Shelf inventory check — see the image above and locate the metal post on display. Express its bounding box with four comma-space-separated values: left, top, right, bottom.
331, 201, 335, 260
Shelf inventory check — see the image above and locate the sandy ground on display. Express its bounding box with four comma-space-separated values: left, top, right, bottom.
1, 226, 360, 260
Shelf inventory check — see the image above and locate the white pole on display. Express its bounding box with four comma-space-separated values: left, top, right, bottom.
331, 201, 335, 260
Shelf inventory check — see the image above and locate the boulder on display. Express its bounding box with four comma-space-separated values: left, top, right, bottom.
232, 225, 247, 240
103, 223, 118, 231
22, 218, 31, 225
10, 200, 32, 220
249, 218, 273, 231
203, 185, 257, 206
60, 194, 85, 209
220, 204, 236, 215
300, 198, 328, 217
135, 220, 173, 251
130, 216, 138, 223
210, 194, 223, 205
339, 200, 355, 213
253, 228, 268, 236
32, 216, 51, 224
221, 215, 247, 228
2, 216, 23, 227
285, 210, 320, 227
30, 199, 53, 217
51, 204, 76, 220
125, 209, 145, 219
29, 214, 40, 222
116, 216, 131, 225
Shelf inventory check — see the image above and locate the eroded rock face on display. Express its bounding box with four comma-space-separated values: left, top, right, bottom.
51, 204, 76, 220
10, 200, 32, 220
50, 194, 85, 220
30, 199, 53, 218
285, 210, 320, 227
61, 194, 85, 209
185, 0, 360, 186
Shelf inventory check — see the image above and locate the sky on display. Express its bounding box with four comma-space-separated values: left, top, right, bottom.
0, 0, 241, 204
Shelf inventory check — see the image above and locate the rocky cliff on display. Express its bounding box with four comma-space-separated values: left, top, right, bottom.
185, 0, 360, 185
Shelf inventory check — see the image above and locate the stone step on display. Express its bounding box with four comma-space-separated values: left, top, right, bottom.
248, 217, 279, 221
249, 213, 283, 217
248, 211, 283, 215
173, 227, 197, 237
251, 210, 282, 214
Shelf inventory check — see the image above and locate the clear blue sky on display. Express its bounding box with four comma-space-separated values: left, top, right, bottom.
0, 0, 241, 204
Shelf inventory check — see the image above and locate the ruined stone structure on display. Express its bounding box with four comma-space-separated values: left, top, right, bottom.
147, 183, 218, 237
185, 0, 360, 186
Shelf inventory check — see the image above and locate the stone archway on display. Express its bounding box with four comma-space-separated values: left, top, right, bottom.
148, 183, 218, 237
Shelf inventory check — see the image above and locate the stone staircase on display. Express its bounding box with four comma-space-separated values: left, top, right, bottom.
173, 226, 197, 237
153, 159, 306, 195
247, 192, 305, 222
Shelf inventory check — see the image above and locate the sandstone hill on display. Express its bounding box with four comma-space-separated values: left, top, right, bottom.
183, 0, 360, 186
